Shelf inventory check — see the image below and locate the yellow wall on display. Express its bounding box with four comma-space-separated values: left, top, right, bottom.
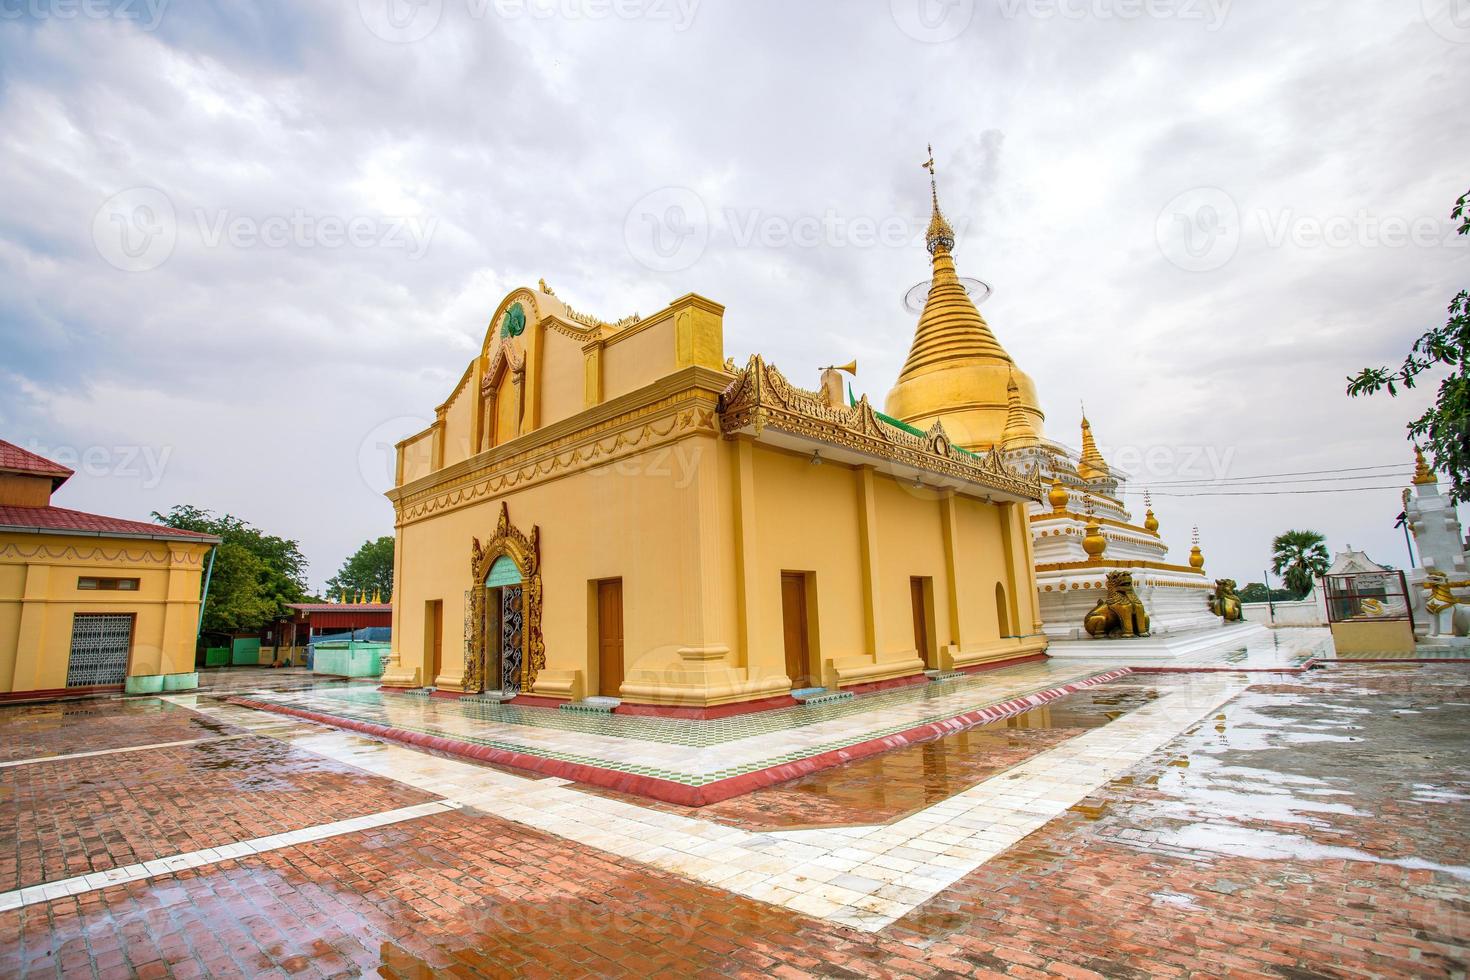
601, 319, 674, 402
0, 533, 211, 696
536, 331, 586, 429
384, 285, 1044, 707
439, 366, 478, 469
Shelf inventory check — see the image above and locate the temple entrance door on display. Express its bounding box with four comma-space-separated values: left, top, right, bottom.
911, 577, 934, 668
781, 572, 812, 689
596, 578, 624, 697
485, 556, 525, 694
425, 600, 443, 686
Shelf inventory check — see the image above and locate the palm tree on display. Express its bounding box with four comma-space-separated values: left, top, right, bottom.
1271, 530, 1331, 598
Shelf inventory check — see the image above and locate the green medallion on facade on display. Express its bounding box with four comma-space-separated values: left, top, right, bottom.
500, 302, 526, 339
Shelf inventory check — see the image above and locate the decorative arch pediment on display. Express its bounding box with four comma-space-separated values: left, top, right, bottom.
480, 288, 550, 360
466, 502, 545, 693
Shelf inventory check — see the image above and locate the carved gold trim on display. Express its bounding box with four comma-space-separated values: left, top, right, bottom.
0, 542, 206, 566
1035, 558, 1207, 576
467, 502, 544, 693
718, 355, 1042, 501
392, 384, 722, 526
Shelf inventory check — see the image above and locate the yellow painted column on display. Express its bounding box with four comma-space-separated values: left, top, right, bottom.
380, 519, 419, 688
939, 491, 972, 649
998, 503, 1026, 637
582, 342, 604, 408
856, 466, 885, 656
1020, 508, 1045, 633
731, 437, 761, 668
12, 562, 52, 693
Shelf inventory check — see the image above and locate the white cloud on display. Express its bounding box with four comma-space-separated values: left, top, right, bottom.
1, 0, 1465, 588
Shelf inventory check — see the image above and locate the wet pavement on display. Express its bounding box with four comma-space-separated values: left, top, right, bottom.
580, 687, 1163, 831
0, 661, 1466, 977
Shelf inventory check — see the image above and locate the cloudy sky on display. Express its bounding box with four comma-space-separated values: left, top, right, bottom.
1, 0, 1466, 591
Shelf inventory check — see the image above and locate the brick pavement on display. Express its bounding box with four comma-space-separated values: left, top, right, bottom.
0, 699, 237, 762
0, 664, 1465, 978
0, 737, 437, 892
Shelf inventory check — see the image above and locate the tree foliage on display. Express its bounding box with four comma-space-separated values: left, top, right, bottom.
1270, 529, 1331, 599
1347, 189, 1470, 503
152, 505, 310, 632
1237, 582, 1296, 604
325, 536, 394, 601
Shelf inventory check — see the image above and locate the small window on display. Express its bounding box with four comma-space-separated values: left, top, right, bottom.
78, 577, 141, 591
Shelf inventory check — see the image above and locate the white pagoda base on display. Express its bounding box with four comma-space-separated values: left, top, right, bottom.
1045, 622, 1267, 660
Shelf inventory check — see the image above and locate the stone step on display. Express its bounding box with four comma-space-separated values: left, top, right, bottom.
461, 690, 516, 704
925, 669, 965, 682
560, 696, 621, 713
792, 688, 854, 705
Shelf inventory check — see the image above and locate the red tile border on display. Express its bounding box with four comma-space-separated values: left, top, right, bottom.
224, 668, 1131, 807
0, 684, 122, 704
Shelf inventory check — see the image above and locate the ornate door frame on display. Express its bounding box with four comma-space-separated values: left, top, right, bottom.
467, 502, 545, 694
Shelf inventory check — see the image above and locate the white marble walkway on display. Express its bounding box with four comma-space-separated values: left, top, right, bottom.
163, 671, 1250, 932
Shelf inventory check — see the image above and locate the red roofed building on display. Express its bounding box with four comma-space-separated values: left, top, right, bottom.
0, 439, 218, 701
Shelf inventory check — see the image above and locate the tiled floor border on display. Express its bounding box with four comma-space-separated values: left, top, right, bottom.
227, 669, 1132, 806
0, 799, 460, 914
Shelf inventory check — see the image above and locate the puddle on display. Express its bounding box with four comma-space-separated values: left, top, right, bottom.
633, 686, 1163, 831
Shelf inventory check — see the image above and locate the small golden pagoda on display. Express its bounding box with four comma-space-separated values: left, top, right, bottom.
884, 149, 1045, 452
882, 150, 1223, 648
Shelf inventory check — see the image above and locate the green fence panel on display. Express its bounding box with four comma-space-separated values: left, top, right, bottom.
231, 637, 262, 665
204, 647, 230, 667
312, 642, 389, 678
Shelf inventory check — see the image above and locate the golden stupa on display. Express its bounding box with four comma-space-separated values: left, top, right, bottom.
884, 150, 1045, 451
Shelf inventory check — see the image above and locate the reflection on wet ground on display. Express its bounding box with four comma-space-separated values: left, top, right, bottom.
579, 686, 1162, 830
1084, 665, 1470, 879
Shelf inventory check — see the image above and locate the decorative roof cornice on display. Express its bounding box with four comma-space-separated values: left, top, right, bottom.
718, 355, 1041, 501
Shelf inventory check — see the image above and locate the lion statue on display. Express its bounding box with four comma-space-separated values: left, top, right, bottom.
1209, 578, 1243, 622
1083, 571, 1151, 638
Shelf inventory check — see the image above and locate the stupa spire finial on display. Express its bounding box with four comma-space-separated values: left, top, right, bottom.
922, 143, 955, 255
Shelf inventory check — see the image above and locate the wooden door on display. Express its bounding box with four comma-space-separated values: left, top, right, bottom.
911, 578, 931, 667
781, 572, 810, 688
597, 579, 624, 697
426, 600, 443, 685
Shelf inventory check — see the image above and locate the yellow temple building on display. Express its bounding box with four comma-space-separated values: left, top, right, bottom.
381, 175, 1055, 710
0, 440, 217, 701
